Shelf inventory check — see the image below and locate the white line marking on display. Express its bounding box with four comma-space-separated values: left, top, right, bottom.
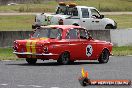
17, 85, 26, 87
1, 60, 12, 61
28, 85, 43, 87
0, 84, 8, 86
51, 87, 59, 88
127, 55, 132, 56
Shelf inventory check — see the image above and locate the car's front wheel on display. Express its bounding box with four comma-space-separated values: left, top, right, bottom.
98, 49, 110, 63
26, 58, 37, 64
58, 52, 70, 65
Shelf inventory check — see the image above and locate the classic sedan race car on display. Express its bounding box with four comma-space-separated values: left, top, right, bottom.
13, 25, 113, 65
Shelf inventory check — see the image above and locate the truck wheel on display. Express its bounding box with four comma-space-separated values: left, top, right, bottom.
32, 24, 40, 29
59, 52, 70, 65
73, 24, 79, 26
98, 49, 110, 63
26, 58, 37, 64
105, 24, 113, 29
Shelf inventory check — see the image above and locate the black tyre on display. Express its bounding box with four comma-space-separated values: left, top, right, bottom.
59, 52, 70, 65
26, 58, 37, 64
73, 24, 79, 26
32, 24, 40, 29
105, 25, 113, 29
98, 49, 110, 63
57, 59, 61, 64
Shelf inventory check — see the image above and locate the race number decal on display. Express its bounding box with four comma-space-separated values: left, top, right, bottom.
86, 45, 93, 57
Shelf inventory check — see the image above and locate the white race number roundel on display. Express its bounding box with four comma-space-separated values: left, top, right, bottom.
86, 45, 93, 57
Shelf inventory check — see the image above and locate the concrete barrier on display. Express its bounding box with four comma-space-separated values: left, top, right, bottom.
0, 31, 32, 47
110, 29, 132, 46
0, 30, 110, 47
1, 29, 132, 47
88, 30, 111, 42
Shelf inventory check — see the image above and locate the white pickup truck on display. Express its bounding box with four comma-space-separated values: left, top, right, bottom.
32, 2, 117, 30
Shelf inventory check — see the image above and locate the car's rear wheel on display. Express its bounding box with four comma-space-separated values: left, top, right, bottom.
98, 49, 110, 63
26, 58, 37, 64
58, 52, 70, 65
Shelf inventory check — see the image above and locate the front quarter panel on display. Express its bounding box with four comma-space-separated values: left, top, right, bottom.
95, 41, 113, 59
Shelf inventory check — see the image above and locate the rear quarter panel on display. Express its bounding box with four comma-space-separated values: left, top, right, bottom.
48, 39, 70, 60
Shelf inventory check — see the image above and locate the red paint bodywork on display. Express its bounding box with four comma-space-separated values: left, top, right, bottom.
13, 25, 113, 61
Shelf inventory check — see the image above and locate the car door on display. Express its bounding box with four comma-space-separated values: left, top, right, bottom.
80, 8, 93, 30
66, 28, 83, 60
90, 9, 103, 30
78, 28, 98, 60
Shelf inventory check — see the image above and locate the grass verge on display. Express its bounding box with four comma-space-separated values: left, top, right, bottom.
112, 46, 132, 56
0, 46, 132, 60
106, 15, 132, 29
0, 14, 131, 31
0, 48, 20, 60
0, 0, 132, 12
0, 15, 34, 31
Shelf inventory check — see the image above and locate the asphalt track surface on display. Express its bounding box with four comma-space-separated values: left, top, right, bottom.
0, 56, 132, 88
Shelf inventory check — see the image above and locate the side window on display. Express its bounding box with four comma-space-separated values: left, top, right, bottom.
72, 7, 78, 16
49, 29, 62, 39
66, 29, 78, 39
56, 6, 67, 15
81, 8, 89, 18
79, 29, 88, 39
90, 9, 100, 18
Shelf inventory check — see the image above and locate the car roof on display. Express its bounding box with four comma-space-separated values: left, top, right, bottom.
76, 6, 96, 9
41, 25, 82, 30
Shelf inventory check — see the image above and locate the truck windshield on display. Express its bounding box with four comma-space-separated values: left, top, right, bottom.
33, 28, 62, 39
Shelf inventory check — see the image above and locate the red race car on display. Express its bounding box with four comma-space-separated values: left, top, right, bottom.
13, 25, 113, 65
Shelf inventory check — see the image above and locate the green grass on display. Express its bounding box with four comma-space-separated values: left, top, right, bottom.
0, 3, 57, 12
112, 46, 132, 56
0, 0, 132, 12
0, 48, 19, 60
0, 46, 132, 60
69, 0, 132, 12
0, 14, 131, 31
0, 15, 34, 31
106, 15, 132, 29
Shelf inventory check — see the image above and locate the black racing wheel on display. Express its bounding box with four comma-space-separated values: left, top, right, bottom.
98, 49, 110, 63
58, 52, 70, 65
26, 58, 37, 64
